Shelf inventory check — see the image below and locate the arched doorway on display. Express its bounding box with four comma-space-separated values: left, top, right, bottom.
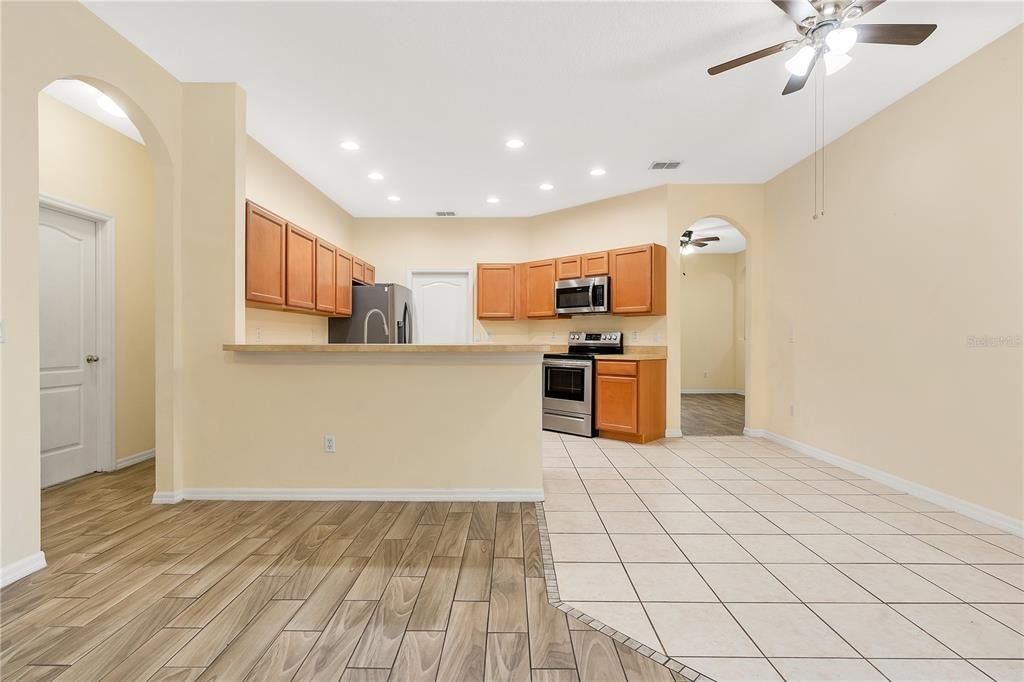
36, 78, 157, 490
678, 217, 749, 436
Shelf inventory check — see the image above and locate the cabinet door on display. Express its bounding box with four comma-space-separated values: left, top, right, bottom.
336, 250, 353, 316
245, 202, 286, 305
314, 239, 337, 313
364, 263, 376, 285
610, 244, 653, 314
476, 263, 517, 319
525, 259, 557, 318
596, 375, 639, 433
556, 256, 582, 280
353, 257, 366, 284
582, 251, 609, 276
285, 224, 316, 310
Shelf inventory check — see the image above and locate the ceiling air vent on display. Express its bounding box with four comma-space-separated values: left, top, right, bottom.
435, 211, 457, 217
649, 161, 682, 170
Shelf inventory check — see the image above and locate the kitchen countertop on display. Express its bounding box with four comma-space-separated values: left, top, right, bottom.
595, 353, 667, 361
223, 343, 562, 353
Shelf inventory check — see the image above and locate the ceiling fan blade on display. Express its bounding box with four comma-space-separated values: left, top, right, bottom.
771, 0, 818, 24
708, 41, 793, 76
782, 47, 819, 95
856, 0, 887, 17
693, 242, 709, 248
694, 237, 721, 243
855, 23, 937, 46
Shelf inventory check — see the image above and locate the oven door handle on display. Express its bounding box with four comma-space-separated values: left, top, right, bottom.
543, 360, 592, 369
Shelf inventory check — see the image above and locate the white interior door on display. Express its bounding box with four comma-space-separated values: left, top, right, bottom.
409, 271, 472, 344
39, 206, 99, 487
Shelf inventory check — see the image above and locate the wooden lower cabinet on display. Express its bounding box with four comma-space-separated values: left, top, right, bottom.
595, 359, 665, 443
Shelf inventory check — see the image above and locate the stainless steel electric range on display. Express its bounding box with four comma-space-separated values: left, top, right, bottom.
542, 331, 623, 437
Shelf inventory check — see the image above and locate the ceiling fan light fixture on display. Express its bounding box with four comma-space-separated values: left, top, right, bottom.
785, 45, 816, 76
826, 27, 858, 55
824, 52, 852, 75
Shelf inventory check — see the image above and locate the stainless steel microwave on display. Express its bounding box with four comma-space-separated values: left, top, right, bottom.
554, 276, 610, 315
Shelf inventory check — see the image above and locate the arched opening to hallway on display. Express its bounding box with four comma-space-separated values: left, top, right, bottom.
678, 217, 748, 436
35, 77, 160, 545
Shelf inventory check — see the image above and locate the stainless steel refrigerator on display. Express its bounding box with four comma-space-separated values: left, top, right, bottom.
328, 283, 414, 344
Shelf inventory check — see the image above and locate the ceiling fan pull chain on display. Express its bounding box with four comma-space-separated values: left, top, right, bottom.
822, 61, 826, 218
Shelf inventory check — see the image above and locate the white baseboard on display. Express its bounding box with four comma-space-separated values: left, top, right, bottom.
682, 389, 745, 395
116, 448, 154, 469
664, 429, 683, 438
744, 428, 1024, 537
152, 490, 185, 504
153, 488, 544, 503
1, 551, 47, 588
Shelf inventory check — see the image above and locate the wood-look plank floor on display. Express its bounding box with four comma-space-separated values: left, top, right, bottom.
680, 393, 745, 436
1, 461, 684, 681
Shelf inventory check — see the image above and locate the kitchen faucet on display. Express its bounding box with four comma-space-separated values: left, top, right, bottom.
363, 308, 389, 343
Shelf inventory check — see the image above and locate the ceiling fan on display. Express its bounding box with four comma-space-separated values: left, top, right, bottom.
680, 230, 720, 254
707, 0, 937, 95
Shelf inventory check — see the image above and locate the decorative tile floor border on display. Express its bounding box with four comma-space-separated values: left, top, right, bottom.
534, 501, 713, 682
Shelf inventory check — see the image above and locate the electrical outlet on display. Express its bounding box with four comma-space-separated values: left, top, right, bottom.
631, 330, 640, 342
703, 370, 709, 379
789, 405, 795, 417
323, 435, 336, 453
255, 327, 262, 343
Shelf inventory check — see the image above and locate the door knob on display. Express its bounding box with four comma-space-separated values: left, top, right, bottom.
86, 354, 100, 363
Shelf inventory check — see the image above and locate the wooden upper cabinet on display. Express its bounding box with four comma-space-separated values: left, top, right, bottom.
364, 263, 376, 285
352, 257, 366, 284
476, 263, 518, 319
556, 256, 582, 281
314, 239, 337, 314
245, 202, 286, 306
335, 250, 353, 317
285, 224, 316, 310
525, 259, 557, 319
609, 244, 666, 315
582, 250, 610, 276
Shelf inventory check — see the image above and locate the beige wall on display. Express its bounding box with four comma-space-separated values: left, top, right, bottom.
734, 254, 746, 393
680, 252, 745, 392
351, 186, 669, 347
38, 94, 156, 460
761, 26, 1023, 520
2, 0, 185, 574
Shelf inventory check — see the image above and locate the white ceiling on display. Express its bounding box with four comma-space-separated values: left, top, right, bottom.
42, 79, 144, 144
84, 1, 1021, 218
683, 217, 747, 254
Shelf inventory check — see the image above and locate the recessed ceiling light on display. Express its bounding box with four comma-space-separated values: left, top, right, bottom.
387, 195, 400, 202
589, 168, 606, 176
505, 138, 524, 149
539, 183, 554, 191
368, 171, 384, 180
339, 140, 360, 151
97, 94, 127, 119
486, 196, 500, 204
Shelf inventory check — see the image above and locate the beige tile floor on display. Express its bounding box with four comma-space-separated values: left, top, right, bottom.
541, 430, 1024, 682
